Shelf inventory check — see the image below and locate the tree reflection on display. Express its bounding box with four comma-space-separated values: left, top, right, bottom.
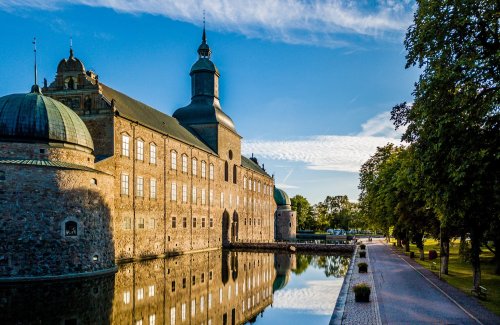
293, 254, 350, 277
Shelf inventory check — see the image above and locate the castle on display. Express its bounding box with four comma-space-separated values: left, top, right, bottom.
0, 30, 295, 279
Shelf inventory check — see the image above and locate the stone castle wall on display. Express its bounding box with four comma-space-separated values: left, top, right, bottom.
0, 143, 115, 277
275, 208, 297, 241
110, 116, 276, 260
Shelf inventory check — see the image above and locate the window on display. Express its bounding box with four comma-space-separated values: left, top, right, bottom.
150, 144, 156, 164
192, 186, 197, 204
233, 165, 237, 184
191, 299, 196, 316
192, 217, 197, 228
229, 194, 232, 208
171, 216, 177, 228
123, 291, 131, 304
210, 217, 213, 228
201, 217, 206, 228
201, 161, 206, 178
171, 151, 177, 170
258, 181, 261, 193
183, 217, 187, 228
182, 184, 187, 203
201, 189, 206, 205
224, 161, 229, 182
170, 307, 176, 325
209, 190, 214, 206
244, 177, 247, 189
149, 285, 155, 297
253, 180, 256, 191
138, 218, 145, 229
182, 154, 188, 173
171, 182, 177, 201
209, 164, 214, 180
65, 221, 78, 236
181, 303, 186, 321
172, 281, 176, 292
136, 176, 144, 197
150, 178, 157, 199
182, 278, 187, 288
192, 158, 197, 176
121, 174, 129, 195
201, 273, 205, 283
220, 192, 224, 208
192, 275, 196, 286
138, 288, 144, 300
236, 196, 240, 207
137, 139, 144, 161
122, 134, 130, 157
123, 217, 131, 229
90, 178, 97, 185
149, 314, 156, 325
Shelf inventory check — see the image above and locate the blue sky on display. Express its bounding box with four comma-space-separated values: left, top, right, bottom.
0, 0, 418, 204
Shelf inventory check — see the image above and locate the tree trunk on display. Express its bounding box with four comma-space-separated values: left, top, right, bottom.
397, 239, 402, 247
471, 229, 482, 290
440, 235, 449, 275
419, 248, 425, 260
405, 240, 410, 252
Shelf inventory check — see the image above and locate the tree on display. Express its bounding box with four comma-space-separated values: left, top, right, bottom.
392, 0, 500, 288
290, 195, 313, 230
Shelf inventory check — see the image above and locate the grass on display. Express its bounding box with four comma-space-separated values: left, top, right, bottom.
389, 238, 500, 316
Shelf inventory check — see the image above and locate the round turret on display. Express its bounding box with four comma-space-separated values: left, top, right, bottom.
274, 187, 291, 207
57, 49, 85, 73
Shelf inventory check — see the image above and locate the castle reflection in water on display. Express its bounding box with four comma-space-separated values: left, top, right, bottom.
0, 251, 350, 325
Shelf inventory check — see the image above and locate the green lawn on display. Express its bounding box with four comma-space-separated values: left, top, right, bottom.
389, 238, 500, 316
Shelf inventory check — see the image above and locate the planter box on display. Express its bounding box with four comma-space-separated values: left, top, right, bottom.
355, 291, 370, 302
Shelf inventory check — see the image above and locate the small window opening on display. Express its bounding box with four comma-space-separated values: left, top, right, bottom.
90, 178, 97, 185
65, 221, 78, 236
93, 254, 99, 262
39, 149, 45, 154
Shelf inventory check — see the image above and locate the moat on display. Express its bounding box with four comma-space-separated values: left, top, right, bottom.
0, 250, 350, 324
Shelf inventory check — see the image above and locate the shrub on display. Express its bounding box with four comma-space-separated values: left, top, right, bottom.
353, 283, 371, 302
360, 244, 366, 250
429, 250, 438, 260
358, 262, 368, 273
359, 251, 366, 258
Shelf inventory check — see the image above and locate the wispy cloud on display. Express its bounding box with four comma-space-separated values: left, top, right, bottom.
242, 111, 402, 173
0, 0, 415, 47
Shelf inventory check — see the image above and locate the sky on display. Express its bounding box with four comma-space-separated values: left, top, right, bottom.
0, 0, 419, 204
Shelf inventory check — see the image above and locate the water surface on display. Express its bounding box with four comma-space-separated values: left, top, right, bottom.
0, 250, 349, 324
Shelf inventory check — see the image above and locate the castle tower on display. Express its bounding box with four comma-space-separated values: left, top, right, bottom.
274, 187, 297, 241
173, 28, 241, 167
0, 84, 115, 279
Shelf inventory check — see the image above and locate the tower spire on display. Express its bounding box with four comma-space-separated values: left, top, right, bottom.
33, 37, 37, 86
197, 11, 211, 59
30, 37, 42, 94
69, 37, 74, 59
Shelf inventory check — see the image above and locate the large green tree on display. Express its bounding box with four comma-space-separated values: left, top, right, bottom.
290, 195, 313, 230
392, 0, 499, 287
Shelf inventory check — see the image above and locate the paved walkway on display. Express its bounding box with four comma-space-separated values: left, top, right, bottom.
335, 238, 500, 324
368, 238, 500, 325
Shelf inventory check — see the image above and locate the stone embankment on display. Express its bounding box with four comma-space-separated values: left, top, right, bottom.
229, 242, 354, 253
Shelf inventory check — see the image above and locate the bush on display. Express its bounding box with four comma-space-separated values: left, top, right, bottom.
353, 282, 371, 302
429, 250, 438, 260
360, 244, 366, 250
358, 262, 368, 273
359, 251, 366, 258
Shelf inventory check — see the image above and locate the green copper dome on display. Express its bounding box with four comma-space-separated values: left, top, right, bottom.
0, 91, 94, 151
274, 187, 291, 206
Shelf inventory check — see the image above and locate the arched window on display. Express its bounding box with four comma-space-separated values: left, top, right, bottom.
224, 161, 229, 182
65, 221, 78, 236
209, 164, 214, 180
171, 151, 177, 170
233, 165, 237, 184
192, 158, 197, 176
201, 161, 206, 178
182, 154, 188, 173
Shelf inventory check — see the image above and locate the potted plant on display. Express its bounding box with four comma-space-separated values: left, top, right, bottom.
353, 282, 371, 302
360, 244, 366, 250
359, 251, 366, 258
358, 262, 368, 273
